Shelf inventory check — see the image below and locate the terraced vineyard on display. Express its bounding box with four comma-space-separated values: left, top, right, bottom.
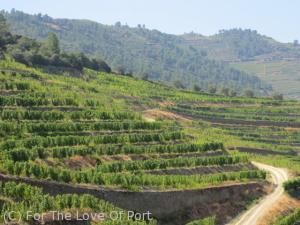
165, 98, 300, 176
0, 60, 299, 225
167, 101, 300, 150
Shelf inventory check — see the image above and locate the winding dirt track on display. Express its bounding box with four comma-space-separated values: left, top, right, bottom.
229, 162, 289, 225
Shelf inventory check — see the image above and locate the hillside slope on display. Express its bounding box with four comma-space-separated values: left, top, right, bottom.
181, 29, 300, 62
2, 10, 271, 95
181, 29, 300, 99
231, 60, 300, 99
0, 59, 300, 224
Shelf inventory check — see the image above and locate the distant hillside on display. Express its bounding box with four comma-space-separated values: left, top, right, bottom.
181, 29, 300, 99
181, 29, 300, 62
2, 10, 271, 95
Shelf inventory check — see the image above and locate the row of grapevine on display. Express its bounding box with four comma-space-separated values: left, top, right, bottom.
5, 142, 223, 161
0, 96, 78, 106
0, 161, 266, 189
168, 105, 298, 123
1, 132, 185, 150
0, 109, 139, 121
50, 142, 223, 157
95, 155, 249, 173
0, 82, 31, 90
0, 121, 162, 136
70, 110, 140, 120
0, 110, 65, 121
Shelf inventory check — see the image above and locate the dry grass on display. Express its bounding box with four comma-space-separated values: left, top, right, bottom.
284, 127, 300, 131
65, 155, 97, 169
258, 195, 300, 225
157, 101, 176, 107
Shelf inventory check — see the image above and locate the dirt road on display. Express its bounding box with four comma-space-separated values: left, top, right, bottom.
229, 162, 289, 225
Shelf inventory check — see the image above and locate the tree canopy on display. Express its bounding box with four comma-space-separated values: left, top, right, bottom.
0, 13, 111, 73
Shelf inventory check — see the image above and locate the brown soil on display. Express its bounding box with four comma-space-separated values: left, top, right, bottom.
228, 146, 298, 156
143, 109, 190, 121
62, 150, 225, 165
147, 163, 256, 176
181, 102, 260, 108
36, 158, 57, 167
285, 127, 300, 131
64, 156, 97, 169
105, 155, 132, 161
157, 101, 176, 107
130, 150, 225, 161
175, 111, 300, 128
0, 90, 23, 95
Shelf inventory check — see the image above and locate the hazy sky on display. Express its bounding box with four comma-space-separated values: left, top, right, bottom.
1, 0, 299, 43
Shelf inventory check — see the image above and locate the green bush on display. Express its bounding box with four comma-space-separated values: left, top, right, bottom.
283, 177, 300, 191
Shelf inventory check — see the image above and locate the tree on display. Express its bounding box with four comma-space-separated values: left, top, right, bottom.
10, 35, 111, 72
115, 21, 121, 27
229, 89, 237, 97
116, 66, 126, 75
272, 93, 283, 100
125, 71, 133, 77
0, 14, 9, 34
293, 40, 299, 47
0, 13, 14, 51
244, 89, 254, 98
193, 84, 201, 92
45, 33, 60, 55
208, 85, 217, 94
221, 87, 230, 96
174, 80, 185, 89
16, 37, 40, 51
92, 59, 111, 73
142, 73, 149, 81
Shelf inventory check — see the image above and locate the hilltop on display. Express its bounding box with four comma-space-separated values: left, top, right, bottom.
2, 10, 272, 96
181, 29, 300, 62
